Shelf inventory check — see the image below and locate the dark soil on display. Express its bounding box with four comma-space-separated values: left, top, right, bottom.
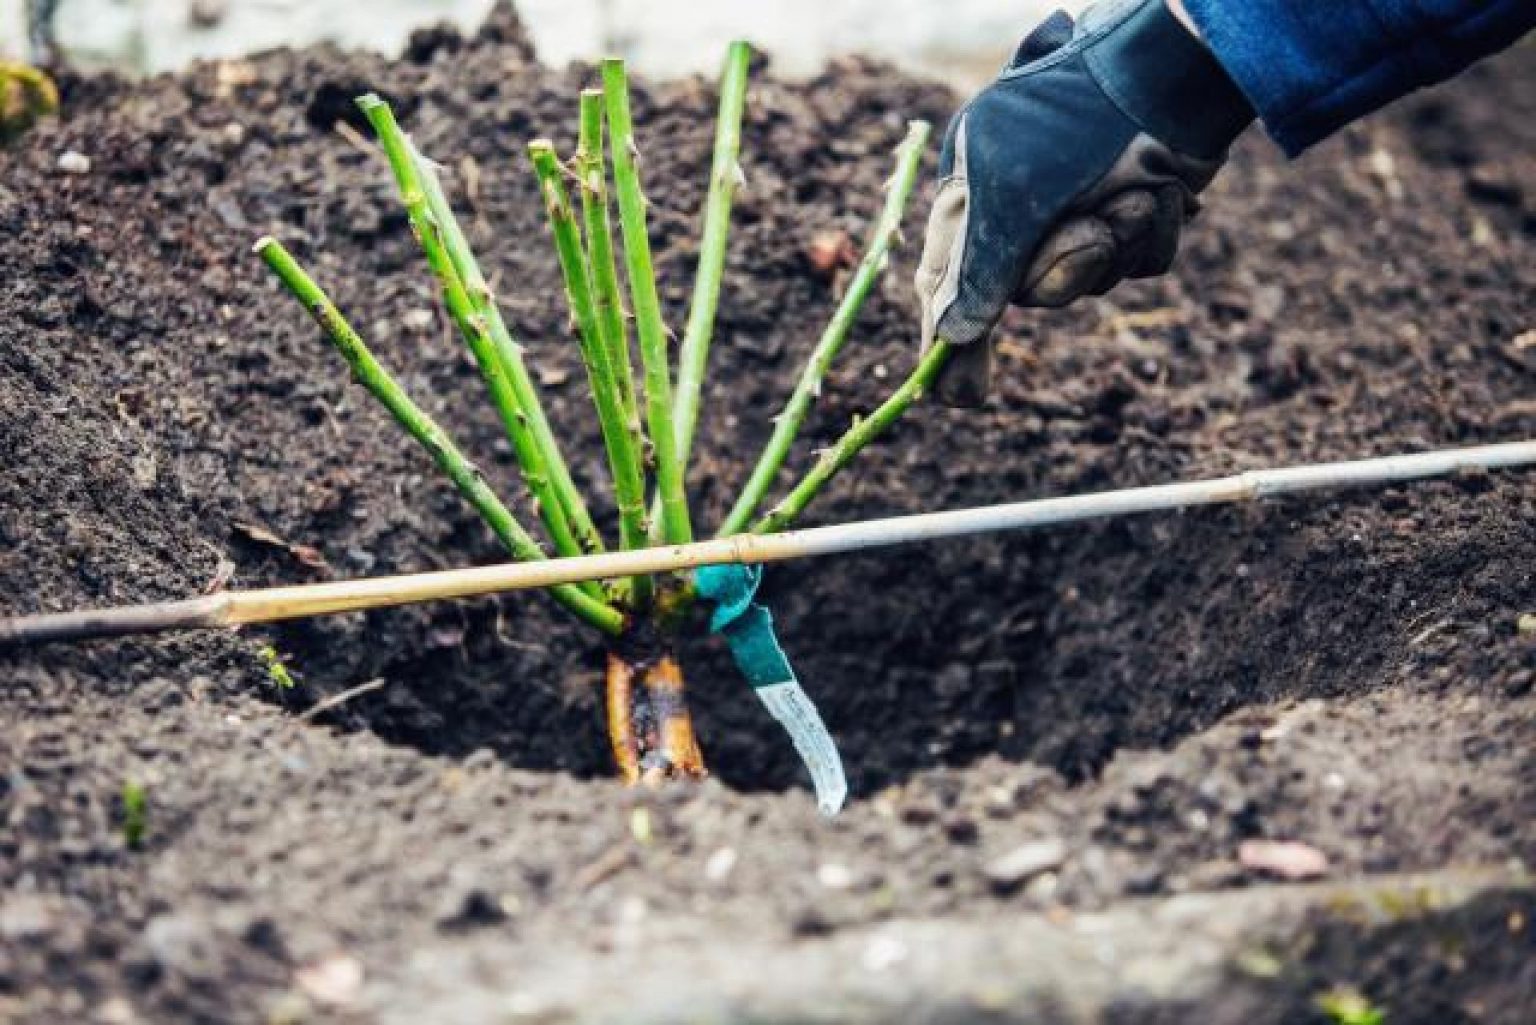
3, 7, 1534, 1022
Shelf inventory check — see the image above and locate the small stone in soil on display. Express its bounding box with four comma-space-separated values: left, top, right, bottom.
295, 953, 364, 1007
1238, 840, 1330, 881
817, 862, 854, 890
400, 309, 435, 333
57, 151, 91, 174
860, 932, 908, 973
983, 839, 1068, 893
704, 847, 738, 882
0, 894, 62, 941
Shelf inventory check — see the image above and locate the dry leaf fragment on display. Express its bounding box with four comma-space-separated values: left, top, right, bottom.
232, 521, 331, 572
201, 558, 237, 594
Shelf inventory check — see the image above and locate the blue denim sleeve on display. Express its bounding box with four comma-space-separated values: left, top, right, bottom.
1181, 0, 1536, 155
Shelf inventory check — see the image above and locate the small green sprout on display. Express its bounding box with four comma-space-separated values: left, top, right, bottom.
121, 780, 147, 849
1316, 986, 1386, 1025
0, 61, 59, 143
258, 645, 296, 689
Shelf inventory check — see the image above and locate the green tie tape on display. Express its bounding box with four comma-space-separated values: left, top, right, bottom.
695, 564, 847, 815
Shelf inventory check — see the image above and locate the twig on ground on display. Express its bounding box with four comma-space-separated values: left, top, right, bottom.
298, 677, 388, 723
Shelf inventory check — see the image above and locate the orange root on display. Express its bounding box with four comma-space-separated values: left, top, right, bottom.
604, 654, 642, 784
604, 649, 706, 783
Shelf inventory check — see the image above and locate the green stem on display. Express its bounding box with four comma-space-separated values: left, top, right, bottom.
719, 120, 931, 537
411, 143, 607, 561
672, 40, 752, 473
575, 93, 652, 610
749, 342, 952, 536
529, 140, 650, 606
356, 94, 606, 601
576, 90, 645, 471
255, 237, 623, 635
602, 58, 693, 548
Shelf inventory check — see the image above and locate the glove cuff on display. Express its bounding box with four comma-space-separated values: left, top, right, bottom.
1085, 0, 1254, 160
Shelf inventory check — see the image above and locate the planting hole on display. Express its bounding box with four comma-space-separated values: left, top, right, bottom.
263, 480, 1526, 796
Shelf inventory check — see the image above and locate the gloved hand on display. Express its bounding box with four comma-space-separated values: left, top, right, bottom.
914, 0, 1254, 405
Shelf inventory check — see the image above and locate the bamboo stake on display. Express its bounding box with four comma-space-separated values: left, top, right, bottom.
412, 144, 607, 561
673, 40, 753, 471
356, 94, 606, 584
720, 120, 931, 537
253, 238, 624, 635
749, 341, 951, 535
9, 438, 1536, 647
602, 58, 693, 547
529, 139, 650, 604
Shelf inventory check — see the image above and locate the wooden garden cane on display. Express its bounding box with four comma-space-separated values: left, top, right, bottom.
4, 439, 1536, 648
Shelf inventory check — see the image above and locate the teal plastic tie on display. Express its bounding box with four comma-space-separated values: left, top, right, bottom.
695, 564, 847, 815
697, 564, 793, 687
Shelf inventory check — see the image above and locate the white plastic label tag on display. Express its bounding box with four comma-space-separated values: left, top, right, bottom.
754, 681, 847, 816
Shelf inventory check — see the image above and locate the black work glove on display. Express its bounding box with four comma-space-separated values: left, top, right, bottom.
914, 0, 1254, 405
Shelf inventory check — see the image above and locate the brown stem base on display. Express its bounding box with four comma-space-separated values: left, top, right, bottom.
605, 649, 707, 784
